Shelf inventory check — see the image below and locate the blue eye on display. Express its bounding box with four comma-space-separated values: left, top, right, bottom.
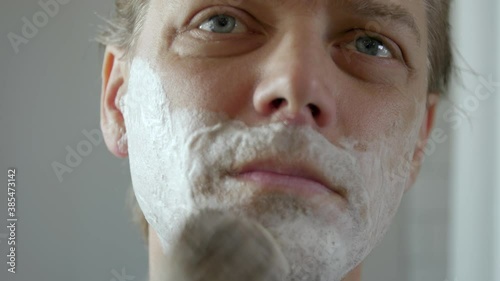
355, 36, 392, 58
199, 14, 244, 34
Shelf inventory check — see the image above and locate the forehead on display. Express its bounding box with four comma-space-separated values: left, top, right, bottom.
156, 0, 427, 14
155, 0, 428, 41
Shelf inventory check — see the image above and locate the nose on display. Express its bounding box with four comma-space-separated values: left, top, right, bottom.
253, 28, 336, 128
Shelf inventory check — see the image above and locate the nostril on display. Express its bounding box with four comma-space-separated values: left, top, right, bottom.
271, 98, 286, 109
309, 104, 320, 118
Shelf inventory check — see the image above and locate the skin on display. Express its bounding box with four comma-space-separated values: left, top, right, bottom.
100, 0, 439, 280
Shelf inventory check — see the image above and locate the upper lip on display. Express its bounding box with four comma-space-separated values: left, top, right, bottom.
233, 159, 347, 199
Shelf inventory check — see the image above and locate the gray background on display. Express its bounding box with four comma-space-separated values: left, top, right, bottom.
0, 1, 497, 281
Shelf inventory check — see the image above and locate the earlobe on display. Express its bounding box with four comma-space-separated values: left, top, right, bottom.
405, 93, 440, 192
100, 46, 129, 158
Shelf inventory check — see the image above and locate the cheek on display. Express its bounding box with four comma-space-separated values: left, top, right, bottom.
348, 139, 412, 245
337, 85, 421, 144
340, 85, 426, 231
154, 56, 257, 116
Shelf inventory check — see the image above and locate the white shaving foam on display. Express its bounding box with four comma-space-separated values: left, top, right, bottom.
122, 58, 423, 281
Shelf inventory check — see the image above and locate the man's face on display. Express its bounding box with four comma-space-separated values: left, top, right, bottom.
102, 0, 437, 280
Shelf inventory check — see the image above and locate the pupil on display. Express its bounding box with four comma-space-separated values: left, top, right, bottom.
217, 16, 229, 27
357, 37, 381, 56
363, 39, 376, 49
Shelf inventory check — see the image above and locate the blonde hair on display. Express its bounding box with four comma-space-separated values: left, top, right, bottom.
97, 0, 149, 56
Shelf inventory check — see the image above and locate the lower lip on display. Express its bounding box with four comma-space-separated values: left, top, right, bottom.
236, 171, 334, 197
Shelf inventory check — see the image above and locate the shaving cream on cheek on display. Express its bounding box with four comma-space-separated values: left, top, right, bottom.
122, 58, 420, 281
342, 100, 424, 247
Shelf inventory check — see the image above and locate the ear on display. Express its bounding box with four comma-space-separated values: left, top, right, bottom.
405, 93, 439, 192
100, 46, 129, 158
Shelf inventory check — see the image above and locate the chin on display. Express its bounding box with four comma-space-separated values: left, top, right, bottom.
190, 181, 363, 281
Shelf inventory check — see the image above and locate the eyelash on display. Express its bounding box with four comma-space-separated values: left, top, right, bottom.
189, 7, 257, 35
199, 14, 243, 33
333, 28, 408, 65
190, 8, 404, 61
344, 31, 397, 58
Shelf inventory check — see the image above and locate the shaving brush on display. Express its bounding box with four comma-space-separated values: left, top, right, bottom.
166, 209, 290, 281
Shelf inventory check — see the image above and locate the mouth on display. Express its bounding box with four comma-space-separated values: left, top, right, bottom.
231, 159, 347, 200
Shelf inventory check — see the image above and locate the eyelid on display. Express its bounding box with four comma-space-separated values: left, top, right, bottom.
341, 30, 404, 61
199, 15, 247, 33
186, 6, 260, 35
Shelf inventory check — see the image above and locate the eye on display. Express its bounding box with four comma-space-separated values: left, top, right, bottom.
199, 14, 248, 34
350, 36, 393, 58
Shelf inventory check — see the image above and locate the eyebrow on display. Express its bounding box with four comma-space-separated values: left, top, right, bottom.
344, 0, 422, 43
267, 0, 422, 44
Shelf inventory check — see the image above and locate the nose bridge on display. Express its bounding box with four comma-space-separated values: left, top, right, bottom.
253, 23, 334, 128
274, 27, 327, 93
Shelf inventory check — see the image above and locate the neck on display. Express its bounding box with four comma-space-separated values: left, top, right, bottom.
342, 264, 362, 281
